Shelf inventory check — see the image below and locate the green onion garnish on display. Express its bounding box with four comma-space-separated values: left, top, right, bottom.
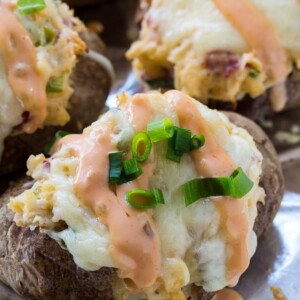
166, 134, 182, 163
166, 127, 192, 162
131, 132, 152, 162
44, 130, 70, 156
122, 158, 143, 181
152, 188, 165, 204
43, 27, 56, 45
17, 0, 46, 15
183, 167, 254, 206
173, 127, 192, 155
249, 70, 260, 79
46, 76, 64, 93
108, 152, 123, 184
230, 167, 255, 198
147, 118, 174, 142
190, 134, 205, 151
126, 189, 157, 209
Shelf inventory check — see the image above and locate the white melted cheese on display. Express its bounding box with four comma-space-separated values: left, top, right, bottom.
151, 0, 300, 57
10, 93, 265, 298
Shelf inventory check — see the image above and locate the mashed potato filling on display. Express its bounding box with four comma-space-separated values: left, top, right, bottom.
0, 0, 86, 158
9, 91, 264, 299
127, 0, 300, 108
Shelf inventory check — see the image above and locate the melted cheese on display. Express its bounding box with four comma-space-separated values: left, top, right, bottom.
9, 91, 264, 298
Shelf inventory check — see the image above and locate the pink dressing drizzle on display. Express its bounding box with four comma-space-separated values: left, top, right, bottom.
53, 94, 160, 290
0, 2, 47, 133
54, 90, 252, 290
213, 0, 288, 110
166, 90, 250, 286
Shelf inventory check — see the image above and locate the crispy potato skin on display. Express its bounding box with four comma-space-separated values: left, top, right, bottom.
0, 33, 111, 175
0, 114, 284, 300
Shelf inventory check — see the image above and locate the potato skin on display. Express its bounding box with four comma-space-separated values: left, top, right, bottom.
0, 113, 284, 300
0, 33, 111, 175
0, 176, 114, 300
224, 112, 284, 237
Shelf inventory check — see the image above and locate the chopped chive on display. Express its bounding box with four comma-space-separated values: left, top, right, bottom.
131, 132, 152, 163
17, 0, 46, 15
108, 152, 123, 184
46, 76, 64, 93
182, 167, 254, 207
126, 189, 157, 209
190, 134, 205, 151
44, 130, 70, 156
147, 118, 174, 142
152, 188, 165, 204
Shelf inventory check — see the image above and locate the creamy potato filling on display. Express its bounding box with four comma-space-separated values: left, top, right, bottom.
9, 91, 264, 299
0, 0, 86, 157
127, 0, 300, 109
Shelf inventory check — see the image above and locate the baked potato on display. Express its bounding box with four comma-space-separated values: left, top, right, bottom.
127, 0, 300, 115
3, 91, 284, 299
0, 0, 112, 175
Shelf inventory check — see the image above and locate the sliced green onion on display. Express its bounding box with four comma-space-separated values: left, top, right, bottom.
190, 134, 205, 151
46, 76, 64, 93
152, 188, 165, 204
173, 127, 192, 155
44, 130, 70, 156
122, 158, 143, 181
43, 27, 56, 45
166, 127, 191, 162
147, 118, 174, 142
126, 189, 157, 209
108, 152, 123, 184
17, 0, 46, 15
249, 70, 260, 79
166, 135, 182, 163
131, 132, 152, 162
230, 167, 255, 198
183, 167, 254, 206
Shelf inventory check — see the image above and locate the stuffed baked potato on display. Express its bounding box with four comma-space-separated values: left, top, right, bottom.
2, 91, 284, 299
0, 0, 112, 175
127, 0, 300, 116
